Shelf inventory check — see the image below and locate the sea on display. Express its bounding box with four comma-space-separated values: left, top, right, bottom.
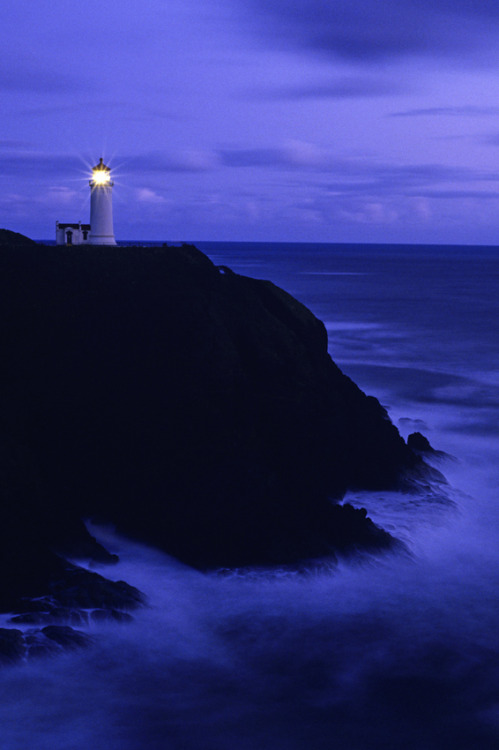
1, 242, 499, 749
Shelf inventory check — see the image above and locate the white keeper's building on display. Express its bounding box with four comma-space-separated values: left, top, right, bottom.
55, 221, 91, 246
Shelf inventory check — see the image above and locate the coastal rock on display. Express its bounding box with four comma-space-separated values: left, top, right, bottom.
5, 558, 143, 620
407, 431, 434, 453
41, 625, 91, 649
8, 626, 94, 661
90, 608, 134, 623
46, 564, 144, 610
0, 240, 424, 583
10, 609, 88, 626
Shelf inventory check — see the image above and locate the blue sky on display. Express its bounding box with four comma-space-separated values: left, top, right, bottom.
3, 0, 499, 243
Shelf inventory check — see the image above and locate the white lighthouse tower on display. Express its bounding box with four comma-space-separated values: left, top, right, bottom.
88, 158, 116, 245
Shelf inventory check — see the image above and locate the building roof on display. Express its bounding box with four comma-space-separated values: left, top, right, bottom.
58, 223, 91, 229
92, 157, 110, 172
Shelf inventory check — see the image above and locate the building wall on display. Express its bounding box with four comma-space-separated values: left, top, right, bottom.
56, 222, 91, 246
89, 184, 116, 245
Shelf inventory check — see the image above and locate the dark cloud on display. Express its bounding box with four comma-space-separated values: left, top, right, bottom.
429, 0, 499, 19
0, 152, 83, 177
390, 106, 499, 118
239, 0, 499, 63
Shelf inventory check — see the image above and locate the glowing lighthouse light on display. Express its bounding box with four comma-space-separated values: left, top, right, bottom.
89, 158, 117, 245
92, 168, 111, 185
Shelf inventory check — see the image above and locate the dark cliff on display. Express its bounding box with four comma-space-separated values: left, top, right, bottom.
0, 228, 38, 246
0, 241, 420, 607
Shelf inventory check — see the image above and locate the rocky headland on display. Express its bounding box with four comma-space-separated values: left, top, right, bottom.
0, 230, 427, 660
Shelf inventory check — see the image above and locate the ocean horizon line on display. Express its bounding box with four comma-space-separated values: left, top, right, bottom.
34, 239, 499, 256
35, 238, 499, 248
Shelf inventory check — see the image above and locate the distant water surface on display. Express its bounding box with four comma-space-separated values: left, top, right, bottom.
4, 241, 499, 749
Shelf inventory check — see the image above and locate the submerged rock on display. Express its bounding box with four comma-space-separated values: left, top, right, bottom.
0, 240, 425, 588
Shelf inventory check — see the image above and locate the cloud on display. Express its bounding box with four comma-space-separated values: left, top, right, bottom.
350, 163, 475, 190
136, 188, 168, 204
256, 76, 405, 101
324, 162, 498, 202
123, 150, 219, 174
218, 146, 479, 188
290, 179, 499, 232
220, 141, 327, 169
390, 106, 499, 118
238, 0, 499, 64
0, 151, 84, 178
217, 144, 499, 208
339, 201, 400, 225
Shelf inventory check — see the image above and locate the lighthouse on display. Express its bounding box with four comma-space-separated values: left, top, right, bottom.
88, 158, 116, 245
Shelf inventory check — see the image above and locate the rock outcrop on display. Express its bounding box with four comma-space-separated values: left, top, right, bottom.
0, 228, 38, 246
0, 625, 93, 664
0, 240, 422, 604
407, 431, 434, 453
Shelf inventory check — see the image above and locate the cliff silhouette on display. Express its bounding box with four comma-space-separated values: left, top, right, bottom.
0, 238, 422, 613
